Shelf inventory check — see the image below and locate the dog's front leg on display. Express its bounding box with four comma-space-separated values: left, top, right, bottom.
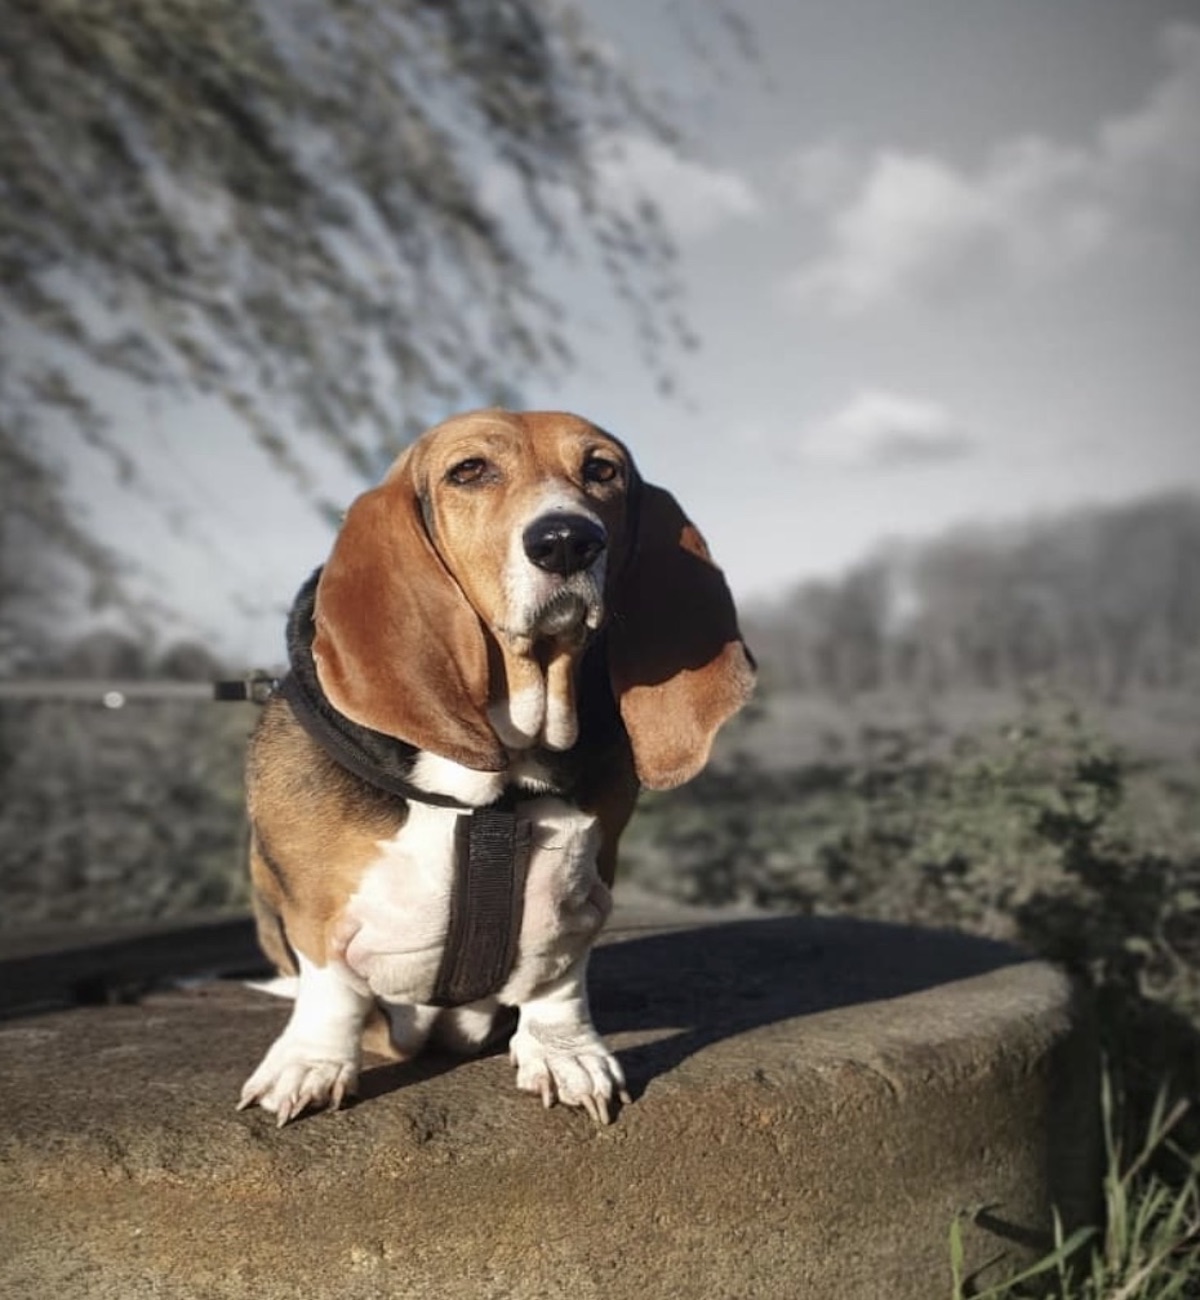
509, 952, 628, 1125
239, 954, 371, 1126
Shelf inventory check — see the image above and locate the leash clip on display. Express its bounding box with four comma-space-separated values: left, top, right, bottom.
212, 672, 280, 705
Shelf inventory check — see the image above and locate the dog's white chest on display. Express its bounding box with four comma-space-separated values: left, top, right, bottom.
339, 796, 610, 1006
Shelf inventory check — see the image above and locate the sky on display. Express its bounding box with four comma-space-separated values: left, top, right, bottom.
65, 0, 1200, 664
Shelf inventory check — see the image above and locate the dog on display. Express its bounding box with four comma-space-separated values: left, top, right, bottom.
238, 409, 755, 1125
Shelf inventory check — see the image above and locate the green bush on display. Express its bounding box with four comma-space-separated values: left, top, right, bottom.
629, 702, 1199, 995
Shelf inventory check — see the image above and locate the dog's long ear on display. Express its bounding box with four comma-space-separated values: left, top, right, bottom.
608, 484, 756, 791
311, 457, 506, 771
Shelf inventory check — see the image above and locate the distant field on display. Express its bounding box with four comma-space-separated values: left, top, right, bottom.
725, 686, 1200, 770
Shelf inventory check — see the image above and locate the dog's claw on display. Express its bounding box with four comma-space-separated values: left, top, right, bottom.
510, 1026, 625, 1125
238, 1044, 359, 1127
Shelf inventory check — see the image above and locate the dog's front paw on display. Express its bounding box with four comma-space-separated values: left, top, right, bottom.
238, 1039, 359, 1127
509, 1023, 629, 1125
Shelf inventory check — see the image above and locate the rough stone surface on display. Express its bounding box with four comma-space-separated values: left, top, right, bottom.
0, 907, 1099, 1300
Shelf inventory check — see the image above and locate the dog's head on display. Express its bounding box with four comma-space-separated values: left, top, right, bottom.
310, 409, 754, 789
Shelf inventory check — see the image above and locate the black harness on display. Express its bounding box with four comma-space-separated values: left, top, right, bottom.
249, 570, 611, 1008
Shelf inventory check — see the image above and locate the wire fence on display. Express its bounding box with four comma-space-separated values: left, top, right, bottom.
0, 674, 277, 707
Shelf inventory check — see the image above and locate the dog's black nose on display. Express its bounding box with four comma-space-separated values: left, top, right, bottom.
523, 512, 607, 576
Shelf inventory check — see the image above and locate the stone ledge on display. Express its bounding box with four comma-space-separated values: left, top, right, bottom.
0, 910, 1098, 1300
0, 912, 262, 1017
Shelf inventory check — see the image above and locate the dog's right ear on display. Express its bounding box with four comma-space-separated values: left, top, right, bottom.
607, 484, 756, 791
311, 452, 506, 771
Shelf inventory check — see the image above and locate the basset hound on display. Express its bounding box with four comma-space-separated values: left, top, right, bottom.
239, 409, 755, 1126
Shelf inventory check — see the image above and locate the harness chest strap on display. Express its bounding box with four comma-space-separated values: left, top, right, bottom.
432, 807, 532, 1008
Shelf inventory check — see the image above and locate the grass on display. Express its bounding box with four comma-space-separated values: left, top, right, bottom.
952, 1075, 1199, 1299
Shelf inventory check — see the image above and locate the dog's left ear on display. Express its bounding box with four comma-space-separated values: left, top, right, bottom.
310, 456, 506, 771
608, 484, 756, 790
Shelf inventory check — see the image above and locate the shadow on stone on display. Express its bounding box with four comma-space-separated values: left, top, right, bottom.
598, 915, 1028, 1098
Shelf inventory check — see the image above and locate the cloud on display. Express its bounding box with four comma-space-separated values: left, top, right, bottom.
801, 390, 972, 469
592, 134, 762, 240
783, 140, 859, 210
786, 22, 1200, 314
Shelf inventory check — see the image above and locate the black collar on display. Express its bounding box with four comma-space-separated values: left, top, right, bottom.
279, 568, 491, 811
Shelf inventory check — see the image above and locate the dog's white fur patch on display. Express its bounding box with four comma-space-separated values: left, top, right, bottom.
339, 800, 461, 1003
239, 953, 369, 1125
409, 751, 506, 806
336, 797, 606, 1013
243, 974, 299, 999
495, 801, 609, 1006
436, 997, 502, 1054
378, 1001, 443, 1059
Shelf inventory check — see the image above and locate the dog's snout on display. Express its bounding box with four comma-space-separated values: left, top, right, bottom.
522, 512, 607, 576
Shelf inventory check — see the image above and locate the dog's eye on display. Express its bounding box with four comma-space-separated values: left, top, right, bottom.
583, 456, 621, 485
447, 458, 490, 486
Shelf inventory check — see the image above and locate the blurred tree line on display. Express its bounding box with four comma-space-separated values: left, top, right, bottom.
0, 695, 254, 929
743, 491, 1200, 701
